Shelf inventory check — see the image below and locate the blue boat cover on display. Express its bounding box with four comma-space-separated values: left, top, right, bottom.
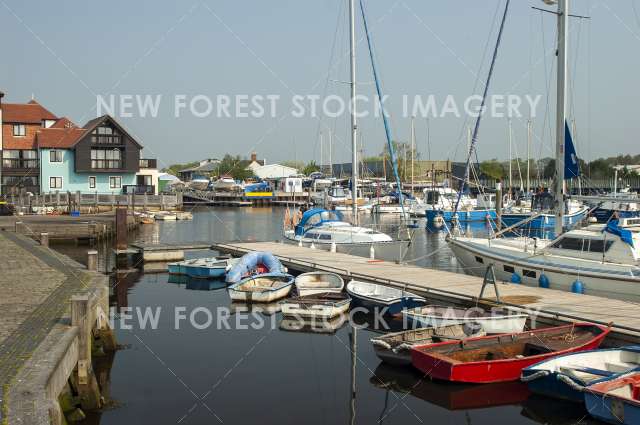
225, 251, 287, 283
295, 208, 343, 236
244, 181, 270, 193
604, 219, 634, 246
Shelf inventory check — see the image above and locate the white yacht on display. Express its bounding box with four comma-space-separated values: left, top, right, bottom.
283, 208, 408, 261
448, 217, 640, 299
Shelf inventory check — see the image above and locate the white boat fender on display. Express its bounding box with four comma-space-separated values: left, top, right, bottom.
369, 245, 375, 260
520, 370, 550, 382
330, 242, 337, 253
310, 242, 316, 250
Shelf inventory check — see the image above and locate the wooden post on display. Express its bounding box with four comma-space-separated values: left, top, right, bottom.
71, 295, 102, 410
87, 250, 98, 271
115, 207, 127, 251
40, 232, 49, 247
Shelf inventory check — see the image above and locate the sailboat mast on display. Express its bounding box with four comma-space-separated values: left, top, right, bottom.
555, 0, 569, 235
411, 116, 415, 192
320, 131, 323, 173
527, 119, 531, 194
508, 118, 513, 197
349, 0, 359, 220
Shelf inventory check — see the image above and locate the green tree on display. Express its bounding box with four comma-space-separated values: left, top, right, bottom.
162, 161, 199, 175
479, 159, 505, 180
302, 161, 320, 175
217, 154, 255, 181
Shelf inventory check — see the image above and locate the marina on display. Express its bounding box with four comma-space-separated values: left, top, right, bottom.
2, 0, 640, 423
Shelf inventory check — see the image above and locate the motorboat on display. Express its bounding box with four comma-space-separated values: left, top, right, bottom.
403, 305, 528, 334
346, 280, 425, 315
294, 272, 344, 296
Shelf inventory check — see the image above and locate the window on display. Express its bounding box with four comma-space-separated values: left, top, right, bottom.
109, 176, 122, 189
319, 234, 332, 240
91, 148, 122, 169
523, 269, 537, 278
89, 176, 96, 189
49, 150, 63, 163
475, 256, 484, 264
12, 124, 25, 136
91, 125, 121, 144
49, 177, 63, 190
2, 150, 38, 168
551, 237, 614, 254
42, 119, 56, 128
503, 265, 515, 273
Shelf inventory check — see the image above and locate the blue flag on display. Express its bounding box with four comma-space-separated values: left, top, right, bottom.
564, 121, 580, 179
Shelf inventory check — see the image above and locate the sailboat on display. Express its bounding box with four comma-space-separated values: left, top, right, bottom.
448, 0, 640, 299
283, 0, 409, 260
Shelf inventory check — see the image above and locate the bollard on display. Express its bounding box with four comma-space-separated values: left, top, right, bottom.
39, 232, 49, 247
15, 221, 23, 234
115, 207, 127, 251
87, 250, 98, 271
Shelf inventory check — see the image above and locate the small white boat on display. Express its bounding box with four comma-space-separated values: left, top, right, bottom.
176, 211, 193, 220
155, 212, 177, 220
346, 280, 426, 315
280, 292, 351, 319
294, 272, 344, 297
403, 305, 528, 334
522, 346, 640, 403
370, 324, 486, 366
279, 314, 348, 334
227, 273, 294, 303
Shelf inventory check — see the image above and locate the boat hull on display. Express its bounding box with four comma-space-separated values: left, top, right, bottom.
227, 273, 294, 303
406, 313, 527, 334
584, 372, 640, 425
410, 324, 609, 383
426, 209, 496, 223
283, 236, 409, 262
449, 238, 640, 299
280, 298, 350, 319
184, 265, 226, 279
500, 207, 588, 229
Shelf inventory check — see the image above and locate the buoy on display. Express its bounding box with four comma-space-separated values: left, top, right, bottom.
538, 273, 550, 288
587, 216, 598, 223
571, 279, 584, 294
510, 272, 522, 284
369, 245, 375, 260
330, 242, 337, 253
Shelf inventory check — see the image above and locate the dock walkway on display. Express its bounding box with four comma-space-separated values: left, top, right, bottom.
212, 241, 640, 343
0, 231, 101, 422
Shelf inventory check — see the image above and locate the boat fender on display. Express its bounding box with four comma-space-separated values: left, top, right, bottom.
520, 370, 550, 382
371, 339, 392, 350
510, 272, 522, 284
571, 279, 584, 294
556, 374, 585, 392
394, 343, 413, 353
538, 273, 550, 288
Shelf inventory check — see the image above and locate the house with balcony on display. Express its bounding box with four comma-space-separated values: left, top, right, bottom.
0, 96, 57, 194
0, 93, 156, 195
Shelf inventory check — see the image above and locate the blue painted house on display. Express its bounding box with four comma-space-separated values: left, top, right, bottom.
38, 115, 149, 193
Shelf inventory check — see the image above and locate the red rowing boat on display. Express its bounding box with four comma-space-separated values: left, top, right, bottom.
410, 323, 610, 383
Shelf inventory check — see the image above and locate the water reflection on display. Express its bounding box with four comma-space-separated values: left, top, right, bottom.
279, 314, 348, 334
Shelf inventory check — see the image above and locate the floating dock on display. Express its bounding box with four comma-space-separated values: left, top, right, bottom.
212, 241, 640, 344
130, 242, 213, 261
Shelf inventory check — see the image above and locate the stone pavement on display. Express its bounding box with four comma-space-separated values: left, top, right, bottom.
0, 230, 93, 423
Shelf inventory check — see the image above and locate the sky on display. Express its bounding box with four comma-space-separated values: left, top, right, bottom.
2, 0, 639, 170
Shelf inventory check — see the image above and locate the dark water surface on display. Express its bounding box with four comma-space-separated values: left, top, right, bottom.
54, 207, 596, 425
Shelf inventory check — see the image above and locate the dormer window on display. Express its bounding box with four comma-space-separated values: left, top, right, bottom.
12, 124, 25, 137
91, 125, 121, 144
42, 119, 56, 128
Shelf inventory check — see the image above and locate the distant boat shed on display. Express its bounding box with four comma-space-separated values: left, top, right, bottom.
253, 164, 298, 180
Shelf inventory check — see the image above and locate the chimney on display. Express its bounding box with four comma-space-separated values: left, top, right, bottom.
251, 152, 257, 162
0, 91, 4, 108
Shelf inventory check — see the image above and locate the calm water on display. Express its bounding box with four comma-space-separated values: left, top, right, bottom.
55, 207, 597, 425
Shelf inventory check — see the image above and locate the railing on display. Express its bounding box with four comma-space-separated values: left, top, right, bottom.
123, 184, 155, 195
2, 158, 39, 169
9, 191, 182, 209
139, 158, 157, 169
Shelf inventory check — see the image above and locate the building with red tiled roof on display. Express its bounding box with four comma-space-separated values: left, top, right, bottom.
1, 93, 155, 196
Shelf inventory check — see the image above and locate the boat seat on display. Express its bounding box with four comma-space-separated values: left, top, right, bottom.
560, 365, 615, 378
523, 342, 554, 356
604, 362, 637, 373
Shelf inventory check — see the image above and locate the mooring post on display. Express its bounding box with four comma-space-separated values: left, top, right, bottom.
40, 232, 49, 247
71, 295, 102, 410
15, 220, 23, 234
115, 207, 127, 251
87, 250, 98, 271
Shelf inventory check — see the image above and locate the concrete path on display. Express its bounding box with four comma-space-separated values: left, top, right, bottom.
0, 231, 93, 422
